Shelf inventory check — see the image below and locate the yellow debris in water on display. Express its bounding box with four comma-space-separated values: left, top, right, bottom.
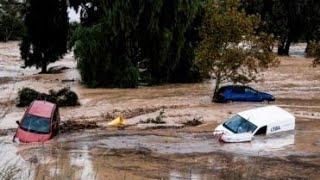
108, 116, 125, 127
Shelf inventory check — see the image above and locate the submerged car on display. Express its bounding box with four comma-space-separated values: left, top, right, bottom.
14, 100, 60, 143
215, 85, 275, 103
213, 106, 295, 143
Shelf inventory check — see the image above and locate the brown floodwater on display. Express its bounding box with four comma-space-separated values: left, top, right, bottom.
1, 42, 320, 179
0, 120, 320, 180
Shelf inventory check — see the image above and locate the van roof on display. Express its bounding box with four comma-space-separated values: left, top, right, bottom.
237, 106, 295, 127
28, 100, 56, 118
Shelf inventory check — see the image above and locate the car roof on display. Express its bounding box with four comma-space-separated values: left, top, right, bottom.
220, 85, 250, 90
237, 106, 295, 127
28, 100, 56, 118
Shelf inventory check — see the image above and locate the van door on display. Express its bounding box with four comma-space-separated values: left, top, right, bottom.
267, 123, 281, 134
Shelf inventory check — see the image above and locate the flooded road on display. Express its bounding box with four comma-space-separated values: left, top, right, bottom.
1, 123, 320, 179
1, 42, 320, 179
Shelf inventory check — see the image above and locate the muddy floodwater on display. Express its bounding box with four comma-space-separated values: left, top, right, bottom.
1, 42, 320, 179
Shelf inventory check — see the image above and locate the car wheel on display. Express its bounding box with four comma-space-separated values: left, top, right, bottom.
262, 100, 269, 104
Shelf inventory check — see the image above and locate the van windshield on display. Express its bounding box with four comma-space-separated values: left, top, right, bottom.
20, 114, 51, 134
223, 115, 257, 134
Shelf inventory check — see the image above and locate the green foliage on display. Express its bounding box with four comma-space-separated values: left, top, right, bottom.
70, 0, 203, 88
17, 87, 41, 107
140, 109, 166, 124
306, 42, 320, 67
50, 88, 79, 106
304, 0, 320, 42
16, 87, 79, 107
196, 0, 277, 101
70, 1, 140, 88
20, 0, 69, 73
138, 0, 203, 84
241, 0, 320, 55
182, 116, 203, 126
0, 0, 25, 41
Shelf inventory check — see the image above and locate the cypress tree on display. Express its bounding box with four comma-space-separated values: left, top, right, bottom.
20, 0, 68, 73
70, 0, 203, 87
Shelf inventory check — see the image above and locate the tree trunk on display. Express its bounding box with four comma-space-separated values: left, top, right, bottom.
283, 36, 291, 56
278, 33, 291, 56
41, 61, 47, 73
212, 76, 221, 102
305, 41, 312, 57
277, 38, 286, 55
4, 28, 9, 42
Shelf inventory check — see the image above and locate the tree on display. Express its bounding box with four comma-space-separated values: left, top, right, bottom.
0, 0, 25, 41
196, 0, 278, 102
70, 0, 203, 87
136, 0, 203, 84
241, 0, 320, 56
20, 0, 68, 73
70, 0, 140, 87
304, 0, 320, 52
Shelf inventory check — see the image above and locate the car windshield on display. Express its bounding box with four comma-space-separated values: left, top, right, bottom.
20, 114, 51, 134
223, 115, 257, 134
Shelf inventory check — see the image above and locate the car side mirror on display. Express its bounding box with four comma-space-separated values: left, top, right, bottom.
16, 121, 20, 125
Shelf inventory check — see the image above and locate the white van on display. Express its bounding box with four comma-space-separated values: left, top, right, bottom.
214, 106, 295, 143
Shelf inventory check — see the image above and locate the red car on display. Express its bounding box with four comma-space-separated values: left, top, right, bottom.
14, 100, 60, 143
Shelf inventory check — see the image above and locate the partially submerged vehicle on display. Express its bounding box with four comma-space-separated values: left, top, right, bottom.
215, 85, 275, 103
213, 106, 295, 143
14, 100, 60, 143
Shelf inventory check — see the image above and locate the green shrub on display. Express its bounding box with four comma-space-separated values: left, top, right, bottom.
306, 42, 320, 67
16, 87, 79, 107
140, 109, 166, 124
306, 42, 320, 58
182, 117, 203, 126
17, 87, 39, 106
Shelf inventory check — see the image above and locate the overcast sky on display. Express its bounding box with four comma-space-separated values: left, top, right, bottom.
68, 8, 80, 23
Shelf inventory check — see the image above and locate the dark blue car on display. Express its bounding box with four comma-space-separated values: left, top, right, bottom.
215, 85, 275, 103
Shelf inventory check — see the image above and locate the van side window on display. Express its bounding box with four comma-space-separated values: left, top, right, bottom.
255, 126, 267, 135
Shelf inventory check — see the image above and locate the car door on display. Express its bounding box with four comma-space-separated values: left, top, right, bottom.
231, 87, 245, 101
244, 87, 259, 101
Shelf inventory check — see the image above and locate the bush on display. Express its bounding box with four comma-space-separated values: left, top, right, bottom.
0, 0, 25, 42
16, 87, 79, 107
182, 117, 203, 126
306, 42, 320, 67
139, 109, 166, 124
306, 42, 320, 58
